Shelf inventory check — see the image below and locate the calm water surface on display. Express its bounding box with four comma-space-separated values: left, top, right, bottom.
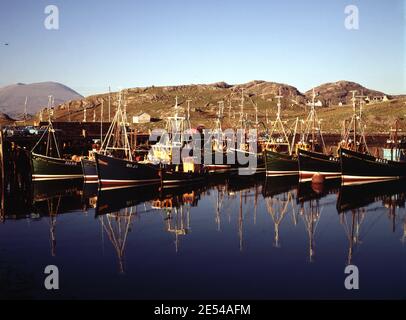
0, 176, 405, 300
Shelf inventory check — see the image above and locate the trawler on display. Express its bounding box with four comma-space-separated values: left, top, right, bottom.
148, 97, 207, 186
95, 91, 161, 190
340, 96, 406, 185
227, 89, 265, 174
297, 89, 341, 182
340, 145, 406, 185
263, 92, 299, 177
204, 100, 237, 174
31, 96, 83, 181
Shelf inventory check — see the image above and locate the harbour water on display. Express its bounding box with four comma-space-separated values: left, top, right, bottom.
0, 176, 405, 300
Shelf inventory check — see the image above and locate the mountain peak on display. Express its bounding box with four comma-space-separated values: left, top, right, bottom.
0, 82, 83, 119
305, 80, 386, 105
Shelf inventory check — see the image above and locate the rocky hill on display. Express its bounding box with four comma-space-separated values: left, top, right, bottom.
26, 80, 406, 133
0, 82, 83, 119
0, 112, 15, 125
305, 80, 386, 106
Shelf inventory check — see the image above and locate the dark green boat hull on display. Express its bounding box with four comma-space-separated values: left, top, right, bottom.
264, 150, 299, 176
31, 153, 83, 181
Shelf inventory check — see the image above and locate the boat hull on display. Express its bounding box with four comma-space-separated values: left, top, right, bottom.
203, 151, 238, 175
298, 149, 341, 182
162, 169, 207, 187
340, 148, 406, 185
231, 148, 265, 174
81, 159, 98, 184
264, 150, 298, 176
95, 153, 162, 190
31, 153, 83, 181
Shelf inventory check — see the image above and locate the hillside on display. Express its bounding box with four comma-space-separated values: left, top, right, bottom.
0, 112, 15, 125
305, 80, 386, 106
41, 80, 406, 134
47, 81, 303, 128
0, 82, 83, 119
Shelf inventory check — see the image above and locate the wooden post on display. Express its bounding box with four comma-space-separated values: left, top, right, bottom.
0, 127, 4, 191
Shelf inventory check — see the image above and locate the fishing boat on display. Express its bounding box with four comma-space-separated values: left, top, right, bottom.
226, 89, 265, 175
95, 91, 161, 190
298, 89, 340, 182
31, 97, 83, 182
31, 152, 83, 181
204, 101, 237, 175
263, 92, 299, 176
148, 97, 208, 186
340, 105, 406, 185
340, 147, 406, 185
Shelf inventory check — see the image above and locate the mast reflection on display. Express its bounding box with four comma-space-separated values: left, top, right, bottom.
263, 176, 297, 248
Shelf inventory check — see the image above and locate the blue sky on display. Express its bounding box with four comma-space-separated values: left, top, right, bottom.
0, 0, 404, 96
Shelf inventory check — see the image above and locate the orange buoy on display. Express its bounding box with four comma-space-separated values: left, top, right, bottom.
312, 173, 325, 184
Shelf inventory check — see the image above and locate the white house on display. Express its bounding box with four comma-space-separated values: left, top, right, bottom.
133, 112, 151, 124
306, 100, 323, 107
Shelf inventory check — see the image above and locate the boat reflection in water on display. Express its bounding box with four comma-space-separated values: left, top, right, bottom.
263, 176, 298, 248
96, 185, 161, 273
33, 180, 84, 256
337, 179, 406, 265
297, 180, 340, 262
1, 169, 405, 299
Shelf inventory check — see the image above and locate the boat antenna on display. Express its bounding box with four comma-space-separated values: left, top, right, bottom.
108, 86, 111, 122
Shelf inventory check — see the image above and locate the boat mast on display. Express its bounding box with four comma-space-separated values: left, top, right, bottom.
186, 99, 192, 122
100, 100, 104, 144
268, 91, 293, 155
302, 88, 325, 153
100, 90, 133, 161
24, 96, 28, 125
311, 89, 316, 151
350, 90, 357, 150
356, 91, 368, 153
239, 88, 244, 127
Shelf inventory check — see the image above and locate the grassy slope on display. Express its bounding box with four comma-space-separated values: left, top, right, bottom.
46, 85, 406, 135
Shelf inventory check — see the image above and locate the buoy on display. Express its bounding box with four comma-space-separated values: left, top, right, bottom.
312, 173, 325, 184
311, 173, 325, 194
